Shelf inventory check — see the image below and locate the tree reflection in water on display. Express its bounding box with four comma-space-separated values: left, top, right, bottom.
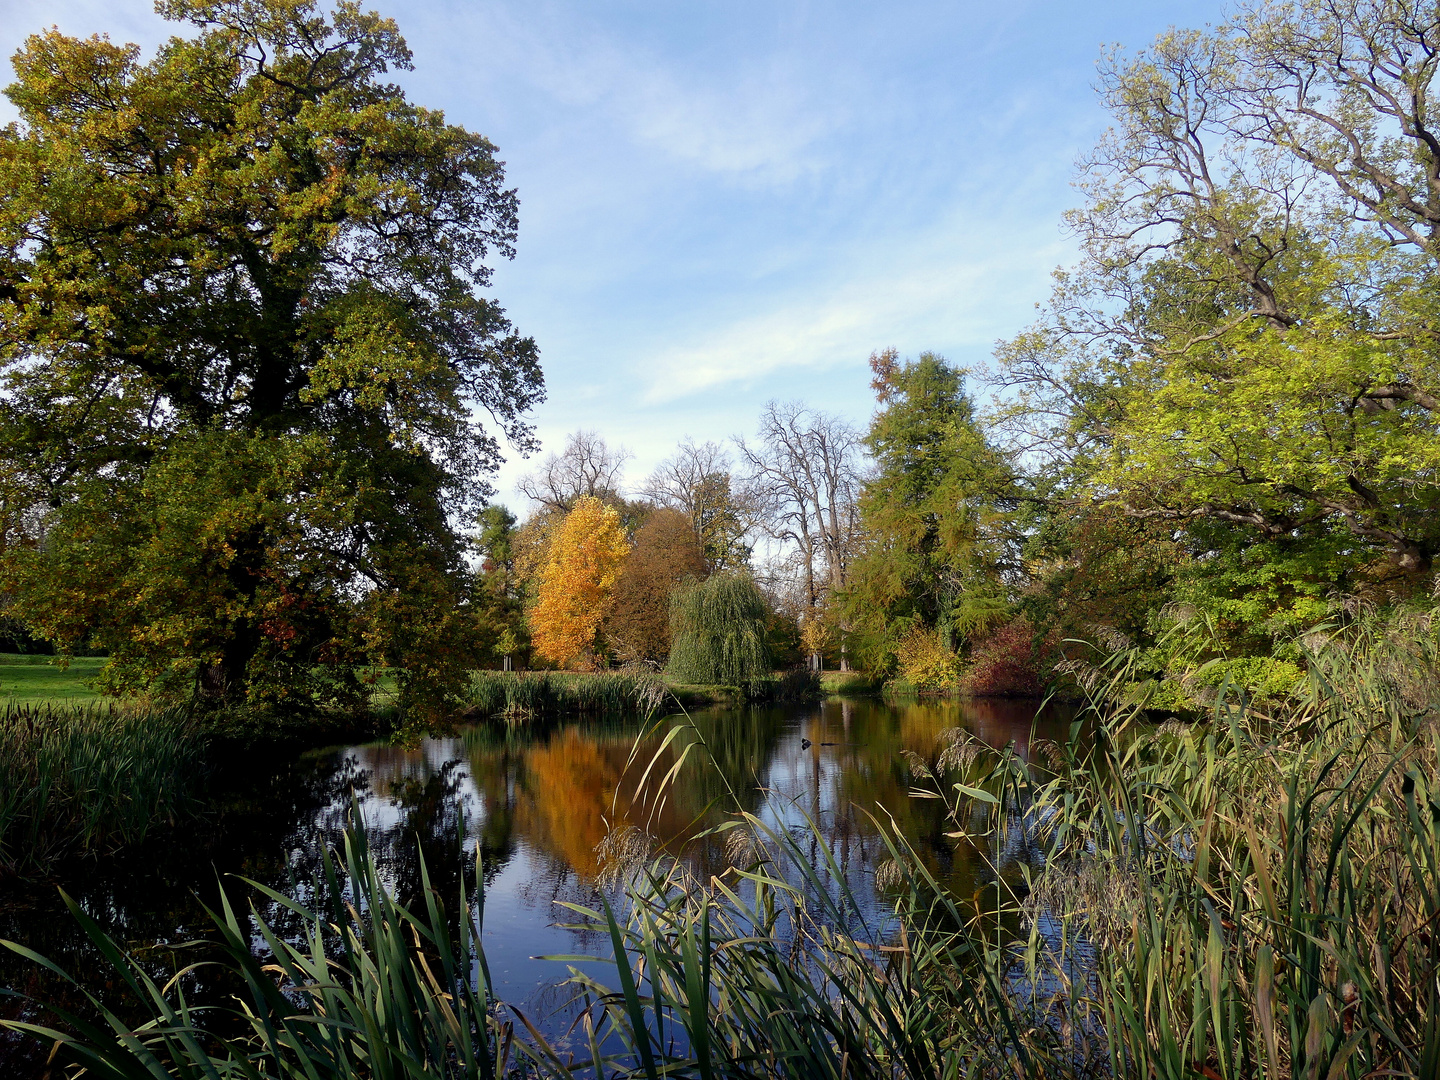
0, 697, 1071, 1069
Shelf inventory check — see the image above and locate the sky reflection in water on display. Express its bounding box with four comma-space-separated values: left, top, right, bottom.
337, 697, 1071, 1022
0, 696, 1071, 1066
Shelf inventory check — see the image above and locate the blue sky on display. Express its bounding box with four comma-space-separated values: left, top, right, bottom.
1, 0, 1222, 507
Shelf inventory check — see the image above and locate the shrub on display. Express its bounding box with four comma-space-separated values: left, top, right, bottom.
894, 626, 959, 691
962, 618, 1044, 696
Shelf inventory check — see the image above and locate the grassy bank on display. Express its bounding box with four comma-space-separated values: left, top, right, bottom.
0, 655, 105, 705
468, 669, 670, 720
0, 656, 839, 714
467, 668, 824, 721
819, 669, 884, 696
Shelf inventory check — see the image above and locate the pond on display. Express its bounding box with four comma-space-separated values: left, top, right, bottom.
0, 696, 1072, 1073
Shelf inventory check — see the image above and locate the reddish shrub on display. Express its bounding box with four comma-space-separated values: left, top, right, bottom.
963, 619, 1046, 697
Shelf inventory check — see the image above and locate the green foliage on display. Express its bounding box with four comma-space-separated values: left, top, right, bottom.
468, 670, 666, 721
690, 471, 753, 573
0, 0, 542, 711
843, 350, 1017, 676
2, 812, 545, 1078
473, 505, 529, 664
0, 703, 205, 875
894, 625, 960, 691
993, 6, 1440, 579
1173, 528, 1346, 639
667, 574, 770, 685
1072, 526, 1374, 708
1021, 502, 1189, 647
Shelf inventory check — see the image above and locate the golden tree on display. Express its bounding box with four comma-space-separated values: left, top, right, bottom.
529, 496, 631, 667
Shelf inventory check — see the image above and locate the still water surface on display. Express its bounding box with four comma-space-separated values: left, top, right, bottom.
0, 697, 1069, 1069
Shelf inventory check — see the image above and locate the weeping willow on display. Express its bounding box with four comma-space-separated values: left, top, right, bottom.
666, 574, 770, 684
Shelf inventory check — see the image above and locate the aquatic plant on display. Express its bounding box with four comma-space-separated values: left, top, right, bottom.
0, 703, 205, 876
910, 609, 1440, 1078
468, 669, 667, 720
6, 606, 1440, 1078
1, 814, 550, 1078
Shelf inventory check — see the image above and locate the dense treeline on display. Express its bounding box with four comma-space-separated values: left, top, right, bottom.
1, 0, 1437, 713
485, 0, 1440, 704
3, 1, 1440, 1078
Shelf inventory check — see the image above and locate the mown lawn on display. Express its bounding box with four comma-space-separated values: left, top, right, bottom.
0, 654, 107, 704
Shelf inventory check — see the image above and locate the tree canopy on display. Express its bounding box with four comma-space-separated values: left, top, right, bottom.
529, 496, 630, 669
667, 574, 770, 686
642, 439, 753, 573
604, 508, 707, 665
0, 0, 542, 709
995, 1, 1440, 577
844, 350, 1018, 661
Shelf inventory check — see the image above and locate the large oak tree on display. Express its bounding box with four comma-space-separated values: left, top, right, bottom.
0, 0, 543, 709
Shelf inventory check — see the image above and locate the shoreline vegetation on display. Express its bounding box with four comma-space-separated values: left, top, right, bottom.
0, 652, 971, 712
0, 665, 839, 879
0, 662, 1014, 881
1, 0, 1438, 1074
3, 616, 1436, 1077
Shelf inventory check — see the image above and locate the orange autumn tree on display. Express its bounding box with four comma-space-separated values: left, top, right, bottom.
529, 495, 631, 667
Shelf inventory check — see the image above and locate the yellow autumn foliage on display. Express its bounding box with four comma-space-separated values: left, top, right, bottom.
895, 625, 960, 691
529, 496, 631, 667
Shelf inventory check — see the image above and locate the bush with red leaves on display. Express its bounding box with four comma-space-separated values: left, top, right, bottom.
962, 619, 1048, 697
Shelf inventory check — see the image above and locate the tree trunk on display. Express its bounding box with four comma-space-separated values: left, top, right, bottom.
199, 622, 260, 704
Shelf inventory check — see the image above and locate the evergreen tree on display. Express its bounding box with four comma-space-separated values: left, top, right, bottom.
844, 350, 1018, 663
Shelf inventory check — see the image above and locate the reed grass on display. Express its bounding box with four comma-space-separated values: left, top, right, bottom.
551, 810, 1021, 1079
559, 605, 1440, 1077
5, 606, 1439, 1077
1, 809, 569, 1078
468, 669, 669, 721
906, 607, 1440, 1078
0, 703, 206, 876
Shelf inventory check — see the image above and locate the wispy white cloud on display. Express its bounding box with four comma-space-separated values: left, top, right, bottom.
445, 3, 851, 188
624, 68, 841, 184
2, 0, 1229, 516
632, 209, 1071, 403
